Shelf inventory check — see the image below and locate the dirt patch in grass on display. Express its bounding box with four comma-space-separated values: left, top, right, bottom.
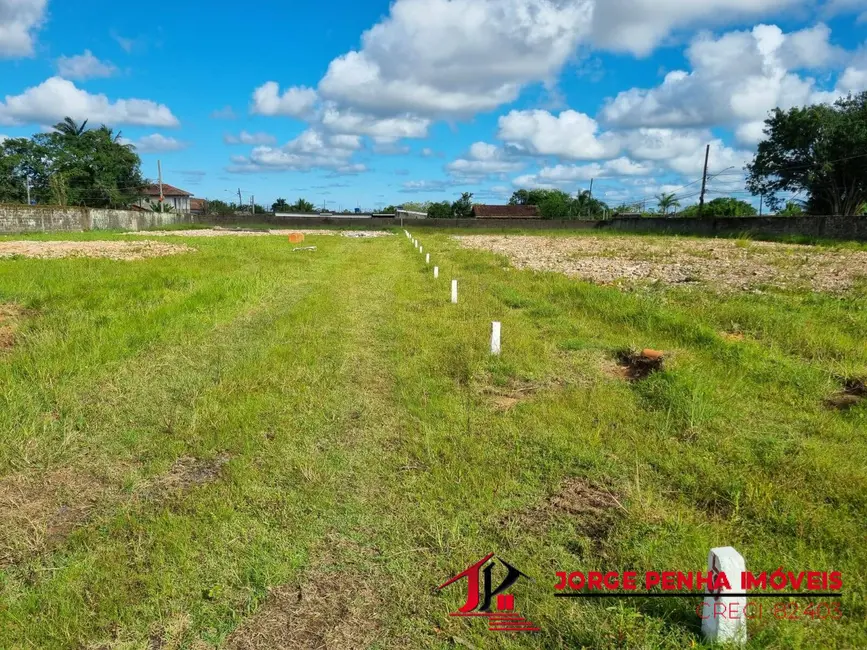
0, 240, 195, 261
129, 229, 393, 238
611, 349, 665, 382
480, 376, 565, 411
0, 303, 31, 350
146, 455, 231, 494
0, 468, 109, 568
825, 377, 867, 410
225, 534, 382, 650
455, 235, 867, 293
505, 478, 625, 542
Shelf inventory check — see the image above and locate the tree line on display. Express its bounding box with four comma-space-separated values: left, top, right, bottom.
1, 117, 144, 207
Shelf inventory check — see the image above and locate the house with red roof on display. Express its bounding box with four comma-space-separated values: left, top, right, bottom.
135, 183, 193, 213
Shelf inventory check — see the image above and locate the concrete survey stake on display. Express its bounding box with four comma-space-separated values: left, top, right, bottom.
451, 280, 458, 304
426, 253, 430, 264
702, 547, 747, 646
434, 266, 439, 279
491, 321, 501, 355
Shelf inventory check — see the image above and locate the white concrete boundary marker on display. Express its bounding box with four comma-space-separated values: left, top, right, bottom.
702, 547, 747, 646
420, 245, 423, 254
451, 280, 458, 304
434, 266, 439, 279
491, 322, 501, 356
426, 253, 430, 264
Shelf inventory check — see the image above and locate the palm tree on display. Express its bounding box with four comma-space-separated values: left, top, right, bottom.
272, 198, 290, 212
293, 198, 316, 213
53, 117, 89, 137
657, 192, 680, 216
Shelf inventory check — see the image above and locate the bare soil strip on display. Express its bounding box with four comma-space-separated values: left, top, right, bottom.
455, 235, 867, 292
128, 229, 393, 238
0, 240, 195, 260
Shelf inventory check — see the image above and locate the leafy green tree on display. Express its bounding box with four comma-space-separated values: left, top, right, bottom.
538, 190, 571, 219
680, 197, 758, 217
657, 192, 680, 215
381, 205, 397, 214
272, 198, 289, 212
451, 192, 474, 219
426, 201, 453, 219
0, 119, 144, 207
205, 199, 235, 216
747, 91, 867, 215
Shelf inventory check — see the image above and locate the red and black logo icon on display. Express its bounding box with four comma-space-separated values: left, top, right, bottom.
437, 553, 540, 633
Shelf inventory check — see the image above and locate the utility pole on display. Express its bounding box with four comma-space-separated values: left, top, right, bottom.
250, 195, 254, 216
25, 176, 31, 206
587, 178, 594, 219
238, 188, 243, 207
698, 144, 710, 217
759, 194, 763, 217
157, 160, 164, 214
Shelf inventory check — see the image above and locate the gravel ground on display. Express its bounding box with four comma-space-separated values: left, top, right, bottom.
125, 229, 393, 238
455, 235, 867, 293
0, 240, 195, 261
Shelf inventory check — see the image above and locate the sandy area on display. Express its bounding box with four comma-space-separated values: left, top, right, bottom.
126, 229, 393, 238
455, 235, 867, 293
0, 240, 195, 260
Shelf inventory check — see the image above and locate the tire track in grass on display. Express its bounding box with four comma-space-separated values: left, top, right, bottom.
0, 235, 404, 648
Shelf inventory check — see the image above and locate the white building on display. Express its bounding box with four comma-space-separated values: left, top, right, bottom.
136, 184, 192, 213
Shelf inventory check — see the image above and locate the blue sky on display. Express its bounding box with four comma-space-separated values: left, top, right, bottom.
1, 0, 865, 211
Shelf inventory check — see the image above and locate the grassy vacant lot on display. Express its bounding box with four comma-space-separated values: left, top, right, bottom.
0, 229, 865, 649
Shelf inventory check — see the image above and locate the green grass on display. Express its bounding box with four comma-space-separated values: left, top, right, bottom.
0, 230, 865, 649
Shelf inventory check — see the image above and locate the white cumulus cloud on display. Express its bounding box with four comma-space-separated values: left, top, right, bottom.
122, 133, 187, 153
590, 0, 802, 56
600, 23, 853, 144
251, 82, 318, 117
446, 142, 526, 177
498, 109, 620, 159
56, 50, 117, 80
233, 129, 365, 173
0, 77, 180, 128
318, 0, 594, 118
0, 0, 47, 57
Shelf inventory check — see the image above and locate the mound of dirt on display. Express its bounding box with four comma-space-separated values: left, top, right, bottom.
826, 377, 867, 410
613, 349, 665, 381
455, 235, 867, 293
0, 240, 195, 260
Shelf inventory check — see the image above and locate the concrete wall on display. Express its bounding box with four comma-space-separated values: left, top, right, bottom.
258, 214, 867, 240
0, 204, 192, 234
1, 204, 865, 241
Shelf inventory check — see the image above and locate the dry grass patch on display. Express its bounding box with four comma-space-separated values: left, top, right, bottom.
225, 535, 383, 650
455, 234, 867, 293
0, 303, 29, 349
141, 455, 232, 497
0, 240, 195, 260
0, 467, 110, 567
505, 478, 626, 543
